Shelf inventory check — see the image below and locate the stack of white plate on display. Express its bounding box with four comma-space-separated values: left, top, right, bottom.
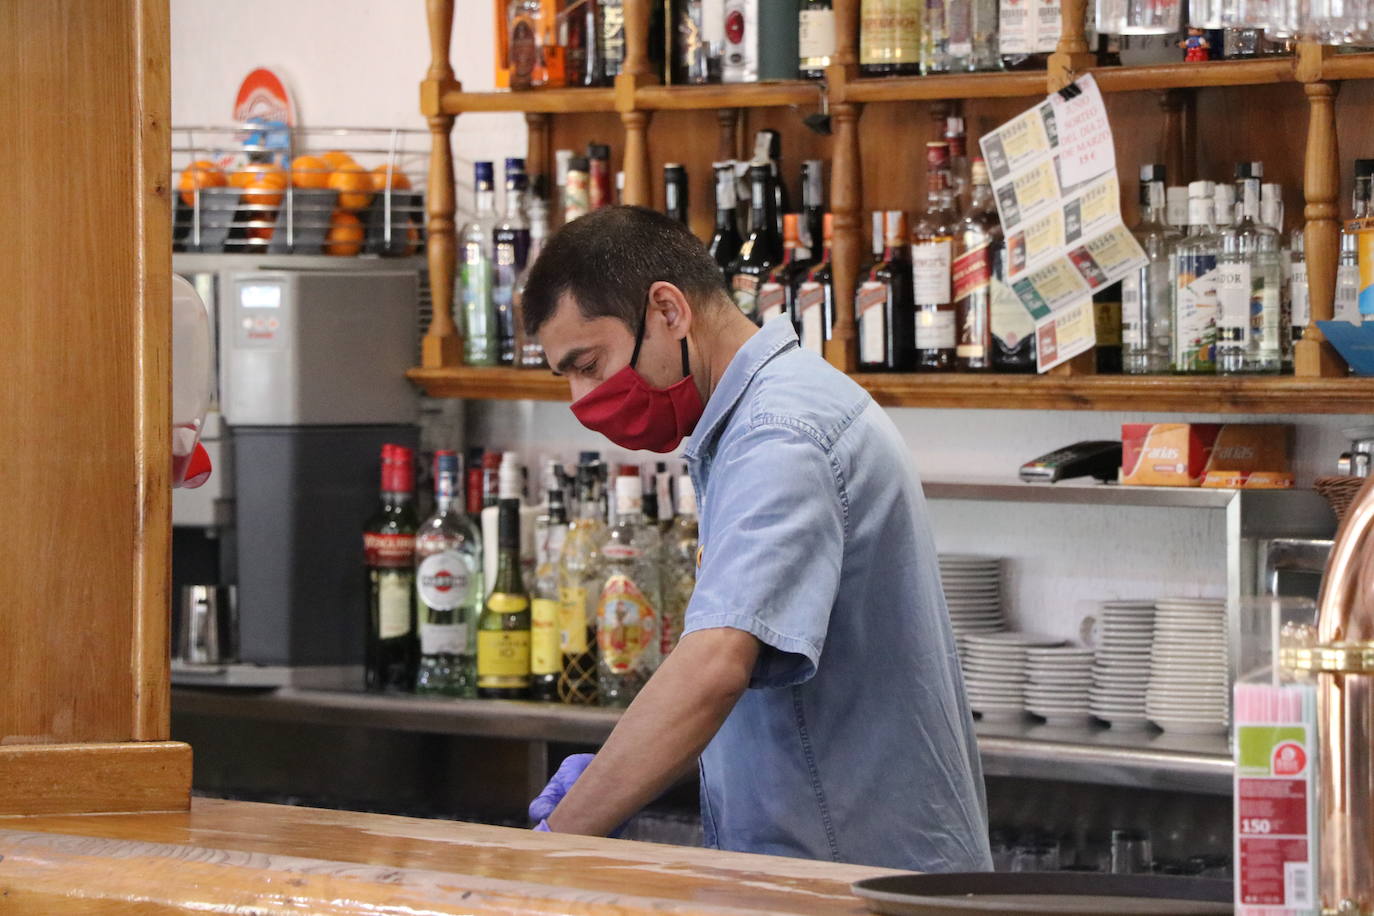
1089, 601, 1156, 730
1147, 598, 1229, 735
1024, 646, 1095, 726
938, 555, 1005, 653
962, 632, 1065, 723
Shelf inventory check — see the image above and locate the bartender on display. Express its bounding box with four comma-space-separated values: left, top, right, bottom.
519, 206, 991, 872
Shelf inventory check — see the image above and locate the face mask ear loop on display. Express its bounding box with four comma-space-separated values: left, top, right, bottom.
629, 297, 651, 369
679, 338, 691, 378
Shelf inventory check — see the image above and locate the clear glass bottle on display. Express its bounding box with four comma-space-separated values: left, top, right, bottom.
1261, 182, 1292, 370
530, 483, 569, 702
661, 475, 699, 661
595, 475, 663, 708
913, 141, 960, 371
1288, 225, 1309, 349
922, 0, 952, 73
948, 0, 1002, 70
365, 444, 419, 693
516, 192, 549, 369
1337, 230, 1361, 322
1171, 180, 1220, 374
476, 498, 531, 699
1123, 164, 1181, 374
557, 460, 603, 704
945, 116, 972, 212
493, 158, 530, 367
460, 162, 497, 367
953, 160, 1001, 371
1215, 162, 1282, 374
663, 162, 689, 224
415, 450, 483, 697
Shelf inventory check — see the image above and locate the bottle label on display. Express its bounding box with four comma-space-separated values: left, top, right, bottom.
991, 275, 1034, 348
1175, 254, 1219, 370
798, 9, 837, 63
798, 281, 826, 355
531, 598, 562, 676
1034, 0, 1061, 52
912, 240, 952, 305
601, 0, 626, 68
758, 281, 786, 323
1290, 261, 1310, 328
602, 542, 642, 561
420, 622, 467, 656
916, 308, 956, 349
509, 15, 539, 87
1336, 263, 1360, 322
558, 586, 590, 654
732, 272, 759, 317
377, 574, 413, 640
596, 575, 658, 675
1122, 272, 1143, 348
952, 243, 991, 302
998, 0, 1032, 55
477, 629, 531, 682
948, 0, 973, 57
1217, 262, 1253, 338
857, 280, 888, 365
417, 551, 475, 611
1093, 297, 1122, 347
1259, 282, 1282, 353
365, 532, 416, 569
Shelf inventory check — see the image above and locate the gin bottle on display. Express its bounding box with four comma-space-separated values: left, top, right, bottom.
595, 475, 663, 708
1215, 162, 1282, 374
1171, 181, 1219, 374
492, 158, 530, 367
460, 162, 498, 367
1123, 164, 1181, 374
415, 450, 482, 697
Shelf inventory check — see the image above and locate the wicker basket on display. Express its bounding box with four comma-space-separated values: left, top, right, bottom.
1315, 476, 1370, 524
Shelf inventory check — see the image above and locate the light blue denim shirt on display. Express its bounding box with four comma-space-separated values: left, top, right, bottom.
681, 316, 992, 873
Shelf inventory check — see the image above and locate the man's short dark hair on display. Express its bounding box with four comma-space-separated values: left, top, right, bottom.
521, 205, 729, 338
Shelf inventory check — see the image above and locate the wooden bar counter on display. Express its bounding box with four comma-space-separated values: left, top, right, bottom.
0, 797, 898, 914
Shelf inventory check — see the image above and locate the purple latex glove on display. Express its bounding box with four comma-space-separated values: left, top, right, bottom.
529, 753, 595, 826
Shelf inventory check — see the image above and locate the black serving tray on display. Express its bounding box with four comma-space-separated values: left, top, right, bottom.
852, 872, 1232, 915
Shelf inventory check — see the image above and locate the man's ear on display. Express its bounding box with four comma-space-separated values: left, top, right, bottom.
648, 280, 693, 341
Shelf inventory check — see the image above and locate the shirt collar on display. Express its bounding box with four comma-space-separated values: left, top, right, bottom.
683, 317, 799, 460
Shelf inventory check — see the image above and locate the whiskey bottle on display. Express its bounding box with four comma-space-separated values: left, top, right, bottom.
953, 160, 1000, 371
860, 0, 922, 75
913, 141, 959, 371
1215, 162, 1282, 374
857, 210, 916, 371
799, 0, 837, 79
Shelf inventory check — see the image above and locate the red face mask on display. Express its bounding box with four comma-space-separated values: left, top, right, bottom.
570, 312, 704, 454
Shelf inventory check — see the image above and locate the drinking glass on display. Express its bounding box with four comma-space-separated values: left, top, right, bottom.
1110, 829, 1154, 874
1011, 842, 1062, 872
1098, 0, 1182, 32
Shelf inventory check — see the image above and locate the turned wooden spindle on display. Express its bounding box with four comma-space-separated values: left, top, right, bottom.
422, 0, 460, 368
827, 101, 862, 373
1297, 79, 1348, 377
716, 109, 739, 163
1159, 90, 1192, 187
525, 113, 550, 198
832, 0, 860, 70
620, 109, 653, 206
621, 0, 654, 82
1048, 0, 1095, 90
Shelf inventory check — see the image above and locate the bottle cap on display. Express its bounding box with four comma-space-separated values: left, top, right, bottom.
884, 210, 907, 243
588, 143, 610, 160
1234, 161, 1263, 179
782, 212, 800, 242
434, 450, 459, 477
577, 450, 601, 465
822, 212, 833, 242
1187, 180, 1214, 198
474, 161, 494, 185
1357, 158, 1374, 178
482, 451, 502, 470
1140, 164, 1167, 183
944, 115, 965, 138
568, 156, 589, 173
664, 162, 684, 173
505, 157, 526, 176
384, 444, 415, 494
677, 474, 697, 517
498, 452, 523, 500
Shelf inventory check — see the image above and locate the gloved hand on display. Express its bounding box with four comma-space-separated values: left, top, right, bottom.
529, 753, 595, 826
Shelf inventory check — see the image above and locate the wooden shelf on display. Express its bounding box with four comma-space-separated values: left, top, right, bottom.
1091, 57, 1296, 92
407, 365, 569, 400
843, 70, 1049, 103
438, 86, 617, 114
410, 365, 1373, 413
1314, 51, 1374, 80
635, 80, 822, 110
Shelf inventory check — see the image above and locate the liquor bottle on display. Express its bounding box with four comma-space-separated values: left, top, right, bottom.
365, 444, 419, 692
1170, 180, 1220, 374
600, 0, 627, 82
1214, 182, 1236, 231
465, 446, 486, 522
673, 0, 719, 84
1000, 0, 1054, 68
860, 0, 922, 75
921, 0, 951, 73
727, 164, 783, 323
913, 141, 959, 371
723, 0, 800, 82
1288, 226, 1309, 348
460, 162, 498, 367
1216, 162, 1282, 374
944, 116, 972, 212
557, 460, 603, 704
799, 0, 837, 79
990, 252, 1035, 371
508, 0, 545, 90
516, 192, 550, 369
1337, 230, 1361, 322
596, 474, 663, 707
949, 0, 1002, 70
565, 156, 591, 223
953, 160, 1000, 371
795, 213, 835, 357
664, 162, 689, 224
415, 451, 483, 697
757, 130, 791, 232
493, 158, 531, 367
564, 0, 601, 87
477, 499, 531, 698
654, 463, 676, 535
708, 161, 744, 270
530, 482, 569, 701
588, 144, 613, 210
661, 474, 699, 660
857, 210, 915, 371
759, 213, 811, 331
1261, 183, 1292, 370
1093, 283, 1124, 374
801, 160, 825, 261
1123, 164, 1181, 375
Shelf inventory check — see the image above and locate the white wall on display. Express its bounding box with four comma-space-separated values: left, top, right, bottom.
172, 2, 1369, 639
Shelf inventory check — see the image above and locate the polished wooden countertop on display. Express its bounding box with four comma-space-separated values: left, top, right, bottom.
0, 797, 898, 914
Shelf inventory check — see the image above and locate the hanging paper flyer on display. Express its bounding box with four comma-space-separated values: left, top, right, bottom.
978, 73, 1148, 371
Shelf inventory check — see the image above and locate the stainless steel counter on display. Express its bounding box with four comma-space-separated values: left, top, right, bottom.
172, 687, 1232, 795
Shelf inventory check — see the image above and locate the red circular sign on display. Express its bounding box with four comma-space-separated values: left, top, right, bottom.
1272, 741, 1307, 776
725, 10, 745, 45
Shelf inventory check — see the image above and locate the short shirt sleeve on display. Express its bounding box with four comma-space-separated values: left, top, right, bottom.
682, 422, 846, 688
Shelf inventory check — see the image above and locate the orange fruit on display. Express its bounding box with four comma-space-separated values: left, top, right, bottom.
400, 218, 421, 256
247, 224, 274, 242
178, 159, 226, 206
370, 164, 412, 192
239, 166, 287, 208
321, 150, 356, 171
329, 163, 375, 211
325, 210, 364, 256
228, 162, 280, 187
291, 155, 331, 189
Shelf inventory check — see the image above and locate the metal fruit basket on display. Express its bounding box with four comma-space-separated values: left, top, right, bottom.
172, 125, 427, 257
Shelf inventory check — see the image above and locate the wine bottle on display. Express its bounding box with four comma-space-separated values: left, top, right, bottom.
857, 210, 916, 371
794, 213, 835, 356
664, 162, 689, 224
477, 498, 532, 699
364, 444, 419, 692
708, 161, 744, 270
726, 163, 782, 323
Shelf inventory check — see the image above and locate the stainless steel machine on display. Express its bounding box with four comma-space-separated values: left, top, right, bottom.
172, 253, 424, 687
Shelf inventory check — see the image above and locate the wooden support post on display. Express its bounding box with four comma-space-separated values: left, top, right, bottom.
525, 113, 550, 198
620, 110, 654, 207
1297, 79, 1348, 377
422, 0, 461, 369
622, 0, 655, 84
828, 100, 862, 373
716, 109, 740, 163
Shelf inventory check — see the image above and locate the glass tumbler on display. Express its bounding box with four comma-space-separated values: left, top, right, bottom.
1110, 829, 1154, 874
